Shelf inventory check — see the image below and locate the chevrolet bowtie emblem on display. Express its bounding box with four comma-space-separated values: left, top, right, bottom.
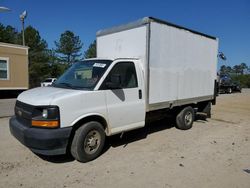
17, 110, 22, 116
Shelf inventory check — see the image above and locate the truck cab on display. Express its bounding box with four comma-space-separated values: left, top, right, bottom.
10, 58, 146, 162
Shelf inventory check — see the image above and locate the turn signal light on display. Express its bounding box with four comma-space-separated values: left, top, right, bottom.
32, 120, 59, 128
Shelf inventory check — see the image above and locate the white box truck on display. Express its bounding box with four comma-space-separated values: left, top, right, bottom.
10, 17, 218, 162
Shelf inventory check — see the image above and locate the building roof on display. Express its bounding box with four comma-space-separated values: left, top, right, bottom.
0, 42, 29, 49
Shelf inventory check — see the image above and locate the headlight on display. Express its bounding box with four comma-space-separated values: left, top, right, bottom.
32, 106, 60, 128
42, 109, 48, 118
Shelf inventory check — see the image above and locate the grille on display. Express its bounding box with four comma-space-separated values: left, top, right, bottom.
15, 100, 34, 127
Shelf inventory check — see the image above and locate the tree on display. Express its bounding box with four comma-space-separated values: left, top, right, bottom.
0, 23, 19, 44
0, 23, 50, 87
84, 40, 96, 59
220, 63, 250, 88
24, 26, 50, 88
46, 49, 58, 64
226, 66, 233, 74
55, 30, 83, 64
24, 26, 48, 61
233, 65, 241, 75
248, 66, 250, 74
0, 23, 73, 87
220, 65, 227, 75
232, 74, 250, 88
239, 63, 248, 75
46, 49, 69, 78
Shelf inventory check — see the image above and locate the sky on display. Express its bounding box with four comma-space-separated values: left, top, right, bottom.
0, 0, 249, 67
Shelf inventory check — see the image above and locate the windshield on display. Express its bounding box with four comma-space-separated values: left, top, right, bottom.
53, 60, 112, 90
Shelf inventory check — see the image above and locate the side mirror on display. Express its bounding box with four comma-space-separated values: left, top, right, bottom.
106, 74, 122, 89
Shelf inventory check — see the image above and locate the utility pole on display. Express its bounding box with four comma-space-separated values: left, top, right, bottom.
19, 11, 27, 46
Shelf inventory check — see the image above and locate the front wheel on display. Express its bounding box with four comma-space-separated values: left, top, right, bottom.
176, 106, 195, 130
71, 121, 106, 162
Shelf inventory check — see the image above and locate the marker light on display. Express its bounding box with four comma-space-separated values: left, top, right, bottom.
32, 120, 59, 128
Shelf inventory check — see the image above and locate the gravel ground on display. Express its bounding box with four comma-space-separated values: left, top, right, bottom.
0, 90, 249, 188
0, 98, 15, 118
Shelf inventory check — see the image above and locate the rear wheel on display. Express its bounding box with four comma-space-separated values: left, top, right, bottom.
176, 106, 195, 130
71, 121, 106, 162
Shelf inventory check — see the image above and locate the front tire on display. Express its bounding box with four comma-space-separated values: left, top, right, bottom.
71, 121, 106, 162
176, 106, 195, 130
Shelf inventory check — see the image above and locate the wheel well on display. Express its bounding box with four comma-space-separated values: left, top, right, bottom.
172, 104, 196, 114
66, 115, 108, 154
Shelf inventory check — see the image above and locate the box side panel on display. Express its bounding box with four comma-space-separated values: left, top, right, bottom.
97, 26, 147, 65
149, 22, 218, 105
0, 46, 29, 89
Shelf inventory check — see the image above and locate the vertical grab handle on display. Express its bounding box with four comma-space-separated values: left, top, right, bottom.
138, 89, 142, 99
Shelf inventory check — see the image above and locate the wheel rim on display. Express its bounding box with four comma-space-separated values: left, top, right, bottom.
84, 130, 101, 155
184, 112, 193, 125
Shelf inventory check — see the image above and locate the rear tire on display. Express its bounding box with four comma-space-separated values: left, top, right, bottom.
176, 106, 195, 130
71, 121, 106, 162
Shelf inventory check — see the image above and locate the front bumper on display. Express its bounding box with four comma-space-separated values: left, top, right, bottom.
9, 116, 72, 155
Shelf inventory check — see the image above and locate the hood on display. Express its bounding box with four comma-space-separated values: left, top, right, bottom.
17, 87, 84, 106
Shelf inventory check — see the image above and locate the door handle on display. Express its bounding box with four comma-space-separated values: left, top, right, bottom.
138, 89, 142, 99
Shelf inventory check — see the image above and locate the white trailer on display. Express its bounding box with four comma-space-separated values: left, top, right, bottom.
10, 17, 219, 162
97, 17, 218, 111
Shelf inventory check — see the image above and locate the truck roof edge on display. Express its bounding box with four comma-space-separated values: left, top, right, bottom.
96, 16, 217, 40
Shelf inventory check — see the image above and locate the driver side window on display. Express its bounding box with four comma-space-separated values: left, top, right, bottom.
100, 62, 138, 90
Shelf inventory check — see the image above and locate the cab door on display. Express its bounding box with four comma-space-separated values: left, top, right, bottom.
99, 61, 145, 135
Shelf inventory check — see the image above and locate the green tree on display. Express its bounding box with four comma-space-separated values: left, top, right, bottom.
55, 30, 83, 64
50, 63, 69, 78
0, 23, 70, 87
46, 49, 69, 78
24, 26, 48, 61
24, 26, 50, 88
226, 66, 233, 74
239, 63, 248, 75
232, 74, 250, 88
46, 49, 58, 64
220, 65, 227, 74
84, 40, 96, 59
0, 23, 19, 44
248, 66, 250, 74
233, 65, 241, 75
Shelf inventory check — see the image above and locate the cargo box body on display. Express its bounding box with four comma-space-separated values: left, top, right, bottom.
97, 17, 218, 111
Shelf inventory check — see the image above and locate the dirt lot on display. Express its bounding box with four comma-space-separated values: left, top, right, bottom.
0, 90, 250, 188
0, 98, 15, 117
